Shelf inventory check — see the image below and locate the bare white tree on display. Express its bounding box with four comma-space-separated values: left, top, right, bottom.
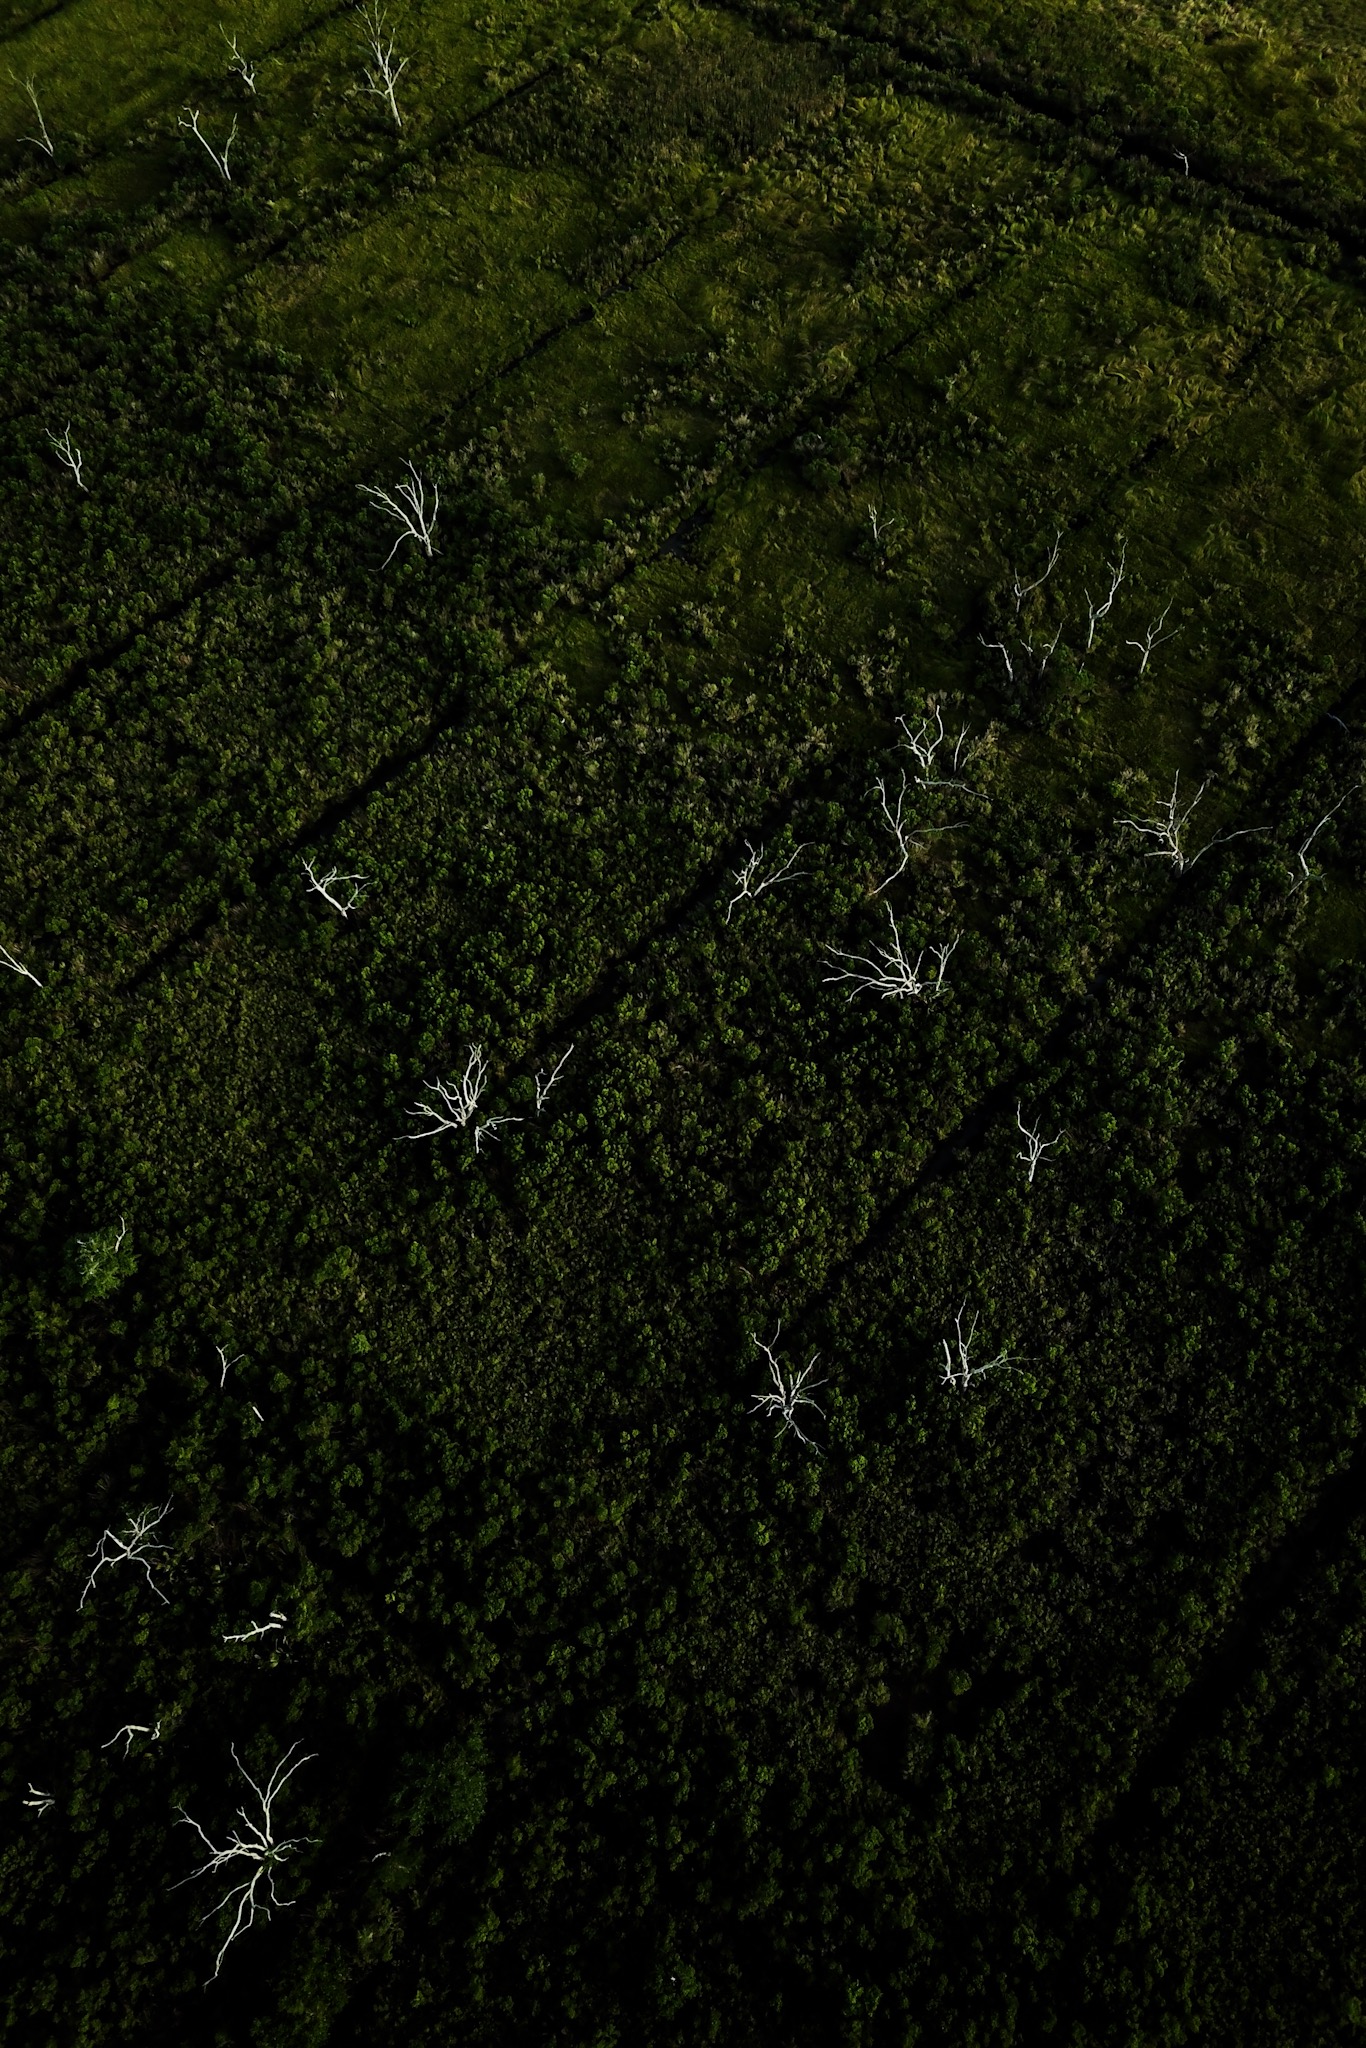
1, 941, 42, 986
1286, 785, 1357, 895
939, 1305, 1021, 1392
173, 1743, 317, 1984
1017, 617, 1066, 680
896, 703, 977, 794
1083, 539, 1127, 651
220, 25, 257, 93
45, 421, 86, 490
868, 772, 961, 893
1016, 1103, 1063, 1186
357, 3, 409, 129
223, 1612, 287, 1646
24, 1784, 55, 1815
473, 1114, 522, 1154
14, 73, 54, 156
866, 503, 898, 546
78, 1503, 172, 1610
400, 1045, 488, 1139
178, 106, 237, 184
359, 460, 439, 564
216, 1344, 244, 1388
749, 1326, 826, 1450
1126, 600, 1179, 677
301, 857, 369, 916
1011, 531, 1062, 613
979, 636, 1015, 686
103, 1720, 161, 1759
724, 840, 809, 923
1118, 772, 1268, 874
824, 903, 959, 1004
535, 1044, 574, 1113
1174, 148, 1190, 175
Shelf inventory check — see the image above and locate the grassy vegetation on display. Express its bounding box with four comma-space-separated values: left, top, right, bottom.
2, 3, 1364, 2043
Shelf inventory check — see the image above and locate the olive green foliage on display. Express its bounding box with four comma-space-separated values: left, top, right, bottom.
65, 1221, 137, 1303
1, 2, 1365, 2045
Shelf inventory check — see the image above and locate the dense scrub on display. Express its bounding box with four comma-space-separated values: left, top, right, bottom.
1, 3, 1363, 2043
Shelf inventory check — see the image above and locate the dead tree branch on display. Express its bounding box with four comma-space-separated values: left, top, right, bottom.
172, 1743, 317, 1983
178, 106, 237, 183
46, 422, 85, 490
301, 857, 369, 916
358, 460, 438, 563
1118, 772, 1268, 873
1016, 1103, 1063, 1186
400, 1046, 488, 1139
824, 903, 959, 1003
535, 1045, 574, 1113
749, 1326, 826, 1451
79, 1503, 172, 1609
724, 840, 809, 923
357, 3, 408, 129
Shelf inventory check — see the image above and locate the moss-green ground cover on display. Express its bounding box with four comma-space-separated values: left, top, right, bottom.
2, 4, 1365, 2042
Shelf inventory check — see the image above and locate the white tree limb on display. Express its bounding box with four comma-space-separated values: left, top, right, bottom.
14, 72, 54, 155
824, 903, 960, 1003
78, 1503, 172, 1610
724, 840, 809, 923
1, 942, 42, 986
1126, 600, 1179, 676
1011, 531, 1062, 613
1118, 772, 1269, 874
172, 1743, 317, 1984
46, 421, 85, 490
473, 1114, 522, 1154
749, 1325, 826, 1451
301, 857, 369, 916
220, 25, 257, 93
400, 1045, 488, 1138
1016, 1103, 1063, 1186
223, 1611, 287, 1646
178, 106, 237, 183
895, 703, 977, 794
535, 1044, 574, 1113
1286, 784, 1358, 895
939, 1305, 1022, 1393
1083, 538, 1127, 651
24, 1784, 55, 1815
103, 1720, 161, 1759
357, 3, 409, 129
359, 460, 438, 564
216, 1344, 244, 1388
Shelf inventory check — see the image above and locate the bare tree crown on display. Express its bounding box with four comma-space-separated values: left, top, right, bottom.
173, 1743, 317, 1982
749, 1327, 826, 1451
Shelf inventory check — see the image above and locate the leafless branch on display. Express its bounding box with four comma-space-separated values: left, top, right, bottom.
824, 903, 960, 1003
979, 636, 1015, 685
46, 421, 85, 490
220, 25, 257, 92
895, 703, 978, 794
13, 72, 54, 155
172, 1743, 317, 1983
724, 840, 809, 923
1011, 531, 1062, 613
216, 1344, 244, 1388
1083, 538, 1127, 650
1118, 772, 1269, 873
1, 942, 42, 986
400, 1045, 488, 1139
178, 106, 237, 183
1016, 1103, 1063, 1186
103, 1720, 161, 1759
301, 857, 369, 916
1286, 784, 1358, 895
1125, 600, 1179, 676
358, 459, 438, 563
79, 1503, 172, 1610
535, 1045, 574, 1113
357, 2, 408, 129
939, 1305, 1022, 1393
223, 1612, 287, 1646
749, 1325, 826, 1451
24, 1784, 55, 1815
